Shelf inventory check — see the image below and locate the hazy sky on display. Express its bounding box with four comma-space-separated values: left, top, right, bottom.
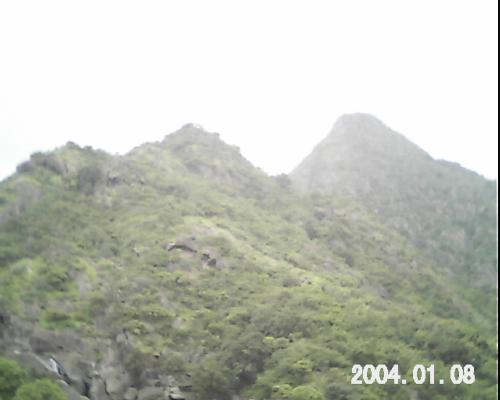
0, 0, 498, 180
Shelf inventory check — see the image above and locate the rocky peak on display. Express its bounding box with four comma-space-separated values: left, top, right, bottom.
160, 123, 243, 161
291, 114, 423, 194
163, 123, 222, 144
125, 123, 267, 189
321, 113, 431, 161
327, 113, 388, 139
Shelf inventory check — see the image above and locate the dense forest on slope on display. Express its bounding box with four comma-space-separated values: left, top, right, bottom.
0, 122, 497, 399
292, 114, 497, 324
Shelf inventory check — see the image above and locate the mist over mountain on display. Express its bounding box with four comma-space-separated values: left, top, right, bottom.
0, 119, 497, 400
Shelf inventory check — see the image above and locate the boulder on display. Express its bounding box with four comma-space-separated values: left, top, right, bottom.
168, 387, 186, 400
207, 258, 217, 267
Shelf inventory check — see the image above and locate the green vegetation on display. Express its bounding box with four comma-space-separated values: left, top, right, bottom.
0, 124, 496, 399
0, 358, 28, 399
290, 385, 324, 400
291, 114, 498, 327
13, 379, 66, 400
0, 358, 66, 400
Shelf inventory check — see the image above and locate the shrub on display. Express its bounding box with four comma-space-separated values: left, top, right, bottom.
123, 350, 159, 388
221, 331, 269, 386
192, 356, 233, 400
41, 156, 65, 175
272, 383, 292, 399
77, 165, 103, 195
13, 179, 42, 214
0, 358, 28, 399
290, 385, 324, 400
43, 310, 76, 328
275, 174, 292, 189
30, 153, 65, 175
14, 379, 67, 400
16, 161, 35, 174
38, 265, 69, 292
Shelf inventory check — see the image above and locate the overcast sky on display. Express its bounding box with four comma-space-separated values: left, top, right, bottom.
0, 0, 498, 180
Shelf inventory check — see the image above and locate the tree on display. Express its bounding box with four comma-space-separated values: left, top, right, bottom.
192, 356, 233, 400
14, 379, 67, 400
77, 165, 103, 195
290, 385, 324, 400
221, 331, 270, 387
0, 357, 28, 399
275, 174, 292, 189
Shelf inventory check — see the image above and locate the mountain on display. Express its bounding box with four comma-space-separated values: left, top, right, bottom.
291, 113, 497, 319
0, 122, 497, 400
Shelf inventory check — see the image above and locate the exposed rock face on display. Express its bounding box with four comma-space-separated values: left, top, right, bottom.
89, 377, 108, 400
3, 307, 196, 399
100, 347, 131, 400
167, 239, 219, 268
166, 241, 197, 254
137, 386, 165, 400
1, 318, 134, 400
124, 387, 139, 400
291, 113, 497, 292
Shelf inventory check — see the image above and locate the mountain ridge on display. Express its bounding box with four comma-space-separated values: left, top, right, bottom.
291, 113, 497, 314
0, 117, 497, 400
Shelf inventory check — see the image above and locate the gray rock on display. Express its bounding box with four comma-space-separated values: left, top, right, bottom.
124, 387, 139, 400
169, 391, 186, 400
137, 386, 165, 400
90, 377, 109, 400
168, 384, 189, 400
58, 380, 86, 400
99, 347, 131, 400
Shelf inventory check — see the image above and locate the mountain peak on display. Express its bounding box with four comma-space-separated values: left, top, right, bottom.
0, 114, 496, 400
334, 112, 386, 129
324, 113, 418, 151
313, 113, 432, 166
127, 123, 264, 187
163, 123, 222, 144
291, 114, 497, 290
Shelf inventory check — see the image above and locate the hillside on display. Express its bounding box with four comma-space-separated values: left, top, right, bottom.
291, 113, 497, 321
0, 123, 497, 400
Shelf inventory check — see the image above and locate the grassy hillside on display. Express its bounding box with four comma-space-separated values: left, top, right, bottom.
0, 124, 497, 399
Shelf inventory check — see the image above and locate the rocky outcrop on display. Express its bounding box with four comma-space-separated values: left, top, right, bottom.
166, 241, 197, 254
137, 386, 165, 400
1, 316, 190, 400
167, 239, 219, 268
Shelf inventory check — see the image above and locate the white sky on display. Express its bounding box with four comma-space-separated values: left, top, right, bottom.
0, 0, 498, 180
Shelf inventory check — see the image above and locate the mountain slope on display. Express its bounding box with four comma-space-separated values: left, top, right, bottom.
0, 123, 497, 400
291, 113, 497, 319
